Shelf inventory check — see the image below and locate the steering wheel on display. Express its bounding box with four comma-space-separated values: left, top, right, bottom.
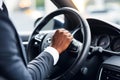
28, 7, 91, 80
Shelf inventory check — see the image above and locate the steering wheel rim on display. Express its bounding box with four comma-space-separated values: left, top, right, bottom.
28, 7, 91, 80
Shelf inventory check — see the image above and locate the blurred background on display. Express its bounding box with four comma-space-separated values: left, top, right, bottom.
4, 0, 120, 32
4, 0, 57, 33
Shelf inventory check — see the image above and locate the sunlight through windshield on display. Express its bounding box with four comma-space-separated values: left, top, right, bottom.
73, 0, 120, 25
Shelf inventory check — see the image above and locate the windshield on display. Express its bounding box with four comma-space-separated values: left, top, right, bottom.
73, 0, 120, 25
4, 0, 120, 33
4, 0, 57, 33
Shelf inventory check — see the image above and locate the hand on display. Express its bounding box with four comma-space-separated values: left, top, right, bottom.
51, 29, 73, 54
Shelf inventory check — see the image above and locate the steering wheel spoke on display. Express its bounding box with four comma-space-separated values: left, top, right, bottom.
34, 33, 46, 42
68, 39, 82, 53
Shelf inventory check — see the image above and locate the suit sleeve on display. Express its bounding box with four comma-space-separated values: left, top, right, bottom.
28, 52, 54, 80
0, 10, 54, 80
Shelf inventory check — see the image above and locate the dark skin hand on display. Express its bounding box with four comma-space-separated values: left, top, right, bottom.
51, 29, 73, 54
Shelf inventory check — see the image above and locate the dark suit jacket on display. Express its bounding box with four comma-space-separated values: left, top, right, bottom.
0, 3, 54, 80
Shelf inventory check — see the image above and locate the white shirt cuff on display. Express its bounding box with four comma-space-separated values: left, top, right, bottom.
44, 47, 59, 65
0, 0, 3, 10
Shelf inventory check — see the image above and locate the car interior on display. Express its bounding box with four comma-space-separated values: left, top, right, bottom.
5, 0, 120, 80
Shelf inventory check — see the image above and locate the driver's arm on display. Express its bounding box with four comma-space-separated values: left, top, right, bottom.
0, 14, 72, 80
0, 1, 73, 80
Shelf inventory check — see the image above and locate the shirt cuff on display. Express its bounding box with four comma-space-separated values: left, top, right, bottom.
44, 47, 59, 65
0, 0, 3, 10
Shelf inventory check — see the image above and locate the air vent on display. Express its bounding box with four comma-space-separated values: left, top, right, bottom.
99, 68, 120, 80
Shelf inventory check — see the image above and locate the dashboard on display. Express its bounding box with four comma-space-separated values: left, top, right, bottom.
74, 18, 120, 52
74, 19, 120, 52
87, 18, 120, 80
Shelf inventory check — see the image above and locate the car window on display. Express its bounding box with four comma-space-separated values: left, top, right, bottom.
5, 0, 120, 33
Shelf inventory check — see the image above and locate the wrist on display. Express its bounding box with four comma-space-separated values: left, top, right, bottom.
44, 47, 59, 65
51, 45, 61, 54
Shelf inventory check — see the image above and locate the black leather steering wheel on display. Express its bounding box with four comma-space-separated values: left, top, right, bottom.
28, 7, 91, 80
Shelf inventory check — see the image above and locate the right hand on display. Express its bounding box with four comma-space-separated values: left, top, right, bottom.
51, 29, 73, 54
